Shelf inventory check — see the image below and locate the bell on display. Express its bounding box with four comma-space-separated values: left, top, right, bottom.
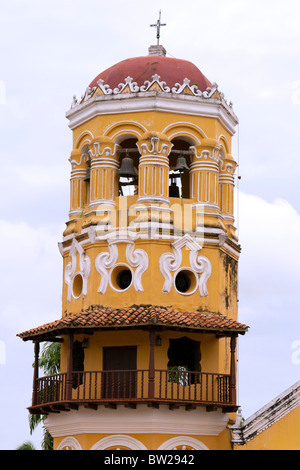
169, 181, 180, 197
174, 153, 189, 173
84, 166, 90, 181
117, 156, 138, 179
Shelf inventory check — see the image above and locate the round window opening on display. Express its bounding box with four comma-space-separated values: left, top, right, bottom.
174, 269, 197, 294
72, 273, 83, 298
111, 265, 133, 291
117, 269, 132, 290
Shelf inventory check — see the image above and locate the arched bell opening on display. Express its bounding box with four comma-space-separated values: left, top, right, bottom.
117, 137, 139, 196
169, 138, 192, 199
81, 144, 91, 208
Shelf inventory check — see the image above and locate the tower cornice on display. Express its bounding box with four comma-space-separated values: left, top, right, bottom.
66, 90, 238, 135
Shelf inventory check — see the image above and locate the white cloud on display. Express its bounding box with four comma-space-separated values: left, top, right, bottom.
238, 193, 300, 299
236, 192, 300, 417
0, 219, 63, 332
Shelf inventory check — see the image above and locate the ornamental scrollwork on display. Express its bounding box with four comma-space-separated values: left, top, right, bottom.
95, 236, 148, 294
65, 239, 91, 301
159, 234, 212, 296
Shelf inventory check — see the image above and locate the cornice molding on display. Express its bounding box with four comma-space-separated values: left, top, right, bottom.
45, 404, 229, 438
66, 91, 238, 135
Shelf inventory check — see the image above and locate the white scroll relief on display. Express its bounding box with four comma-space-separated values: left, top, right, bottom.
95, 239, 148, 294
95, 244, 118, 294
65, 239, 91, 301
126, 243, 149, 292
159, 234, 212, 296
159, 248, 182, 294
189, 251, 212, 297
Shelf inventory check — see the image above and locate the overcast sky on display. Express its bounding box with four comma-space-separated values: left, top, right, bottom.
0, 0, 299, 450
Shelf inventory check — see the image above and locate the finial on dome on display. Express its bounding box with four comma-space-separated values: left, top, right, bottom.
150, 10, 166, 46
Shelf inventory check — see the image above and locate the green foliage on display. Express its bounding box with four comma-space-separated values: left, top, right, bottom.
38, 341, 61, 375
16, 440, 36, 450
25, 341, 61, 450
168, 365, 189, 385
41, 428, 53, 450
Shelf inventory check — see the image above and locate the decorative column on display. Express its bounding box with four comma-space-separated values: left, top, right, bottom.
68, 148, 90, 218
88, 136, 120, 209
66, 333, 73, 401
190, 138, 220, 209
230, 334, 237, 405
134, 132, 173, 238
219, 154, 238, 240
190, 139, 227, 237
137, 132, 173, 205
148, 330, 155, 399
32, 341, 40, 406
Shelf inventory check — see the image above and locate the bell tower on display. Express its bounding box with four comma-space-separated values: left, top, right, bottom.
18, 40, 248, 450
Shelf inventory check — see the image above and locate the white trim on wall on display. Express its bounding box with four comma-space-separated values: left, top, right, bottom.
90, 435, 147, 450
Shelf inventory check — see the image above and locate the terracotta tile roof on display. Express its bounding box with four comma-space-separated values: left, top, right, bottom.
17, 305, 249, 341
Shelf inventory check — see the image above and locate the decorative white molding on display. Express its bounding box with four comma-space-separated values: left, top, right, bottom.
74, 130, 94, 149
125, 243, 149, 292
44, 404, 229, 438
190, 146, 220, 162
159, 245, 182, 293
158, 436, 209, 451
189, 250, 212, 297
66, 92, 238, 136
162, 121, 206, 141
68, 152, 90, 170
82, 75, 218, 100
90, 435, 147, 450
140, 74, 171, 93
219, 159, 235, 175
172, 78, 217, 98
88, 140, 119, 158
138, 134, 171, 157
70, 75, 236, 129
159, 234, 211, 296
56, 436, 82, 450
95, 233, 148, 294
64, 239, 91, 301
95, 243, 118, 294
104, 120, 147, 141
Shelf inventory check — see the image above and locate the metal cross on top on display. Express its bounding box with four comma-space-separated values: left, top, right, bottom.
150, 10, 166, 45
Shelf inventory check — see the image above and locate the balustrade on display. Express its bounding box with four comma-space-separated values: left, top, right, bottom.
33, 369, 233, 412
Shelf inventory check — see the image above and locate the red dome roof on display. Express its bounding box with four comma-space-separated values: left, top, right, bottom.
89, 55, 211, 91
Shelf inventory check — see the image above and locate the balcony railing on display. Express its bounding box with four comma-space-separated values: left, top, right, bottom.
31, 369, 236, 413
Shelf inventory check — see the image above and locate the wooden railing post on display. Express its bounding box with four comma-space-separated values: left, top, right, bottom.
148, 330, 155, 399
32, 341, 40, 406
66, 333, 73, 401
230, 335, 237, 404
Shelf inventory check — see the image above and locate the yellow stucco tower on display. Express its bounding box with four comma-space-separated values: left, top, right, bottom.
18, 39, 249, 450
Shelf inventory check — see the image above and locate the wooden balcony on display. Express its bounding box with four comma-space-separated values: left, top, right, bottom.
29, 368, 237, 414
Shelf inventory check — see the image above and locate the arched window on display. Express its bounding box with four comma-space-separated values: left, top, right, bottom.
81, 144, 91, 208
72, 340, 85, 389
117, 137, 139, 196
169, 138, 192, 199
167, 336, 201, 384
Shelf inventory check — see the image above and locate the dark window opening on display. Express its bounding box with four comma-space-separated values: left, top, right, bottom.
167, 337, 201, 384
82, 145, 91, 208
117, 269, 132, 290
175, 271, 191, 293
118, 138, 139, 196
72, 340, 85, 389
169, 139, 191, 199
